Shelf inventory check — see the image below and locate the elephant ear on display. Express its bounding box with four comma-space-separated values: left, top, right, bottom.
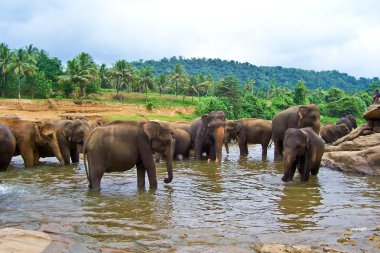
201, 114, 209, 125
61, 121, 73, 142
143, 121, 161, 141
236, 122, 244, 133
297, 106, 309, 127
34, 121, 44, 142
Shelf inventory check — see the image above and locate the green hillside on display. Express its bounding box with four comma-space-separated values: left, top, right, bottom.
132, 56, 378, 92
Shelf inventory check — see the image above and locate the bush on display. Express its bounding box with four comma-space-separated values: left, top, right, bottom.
35, 80, 53, 98
146, 101, 154, 112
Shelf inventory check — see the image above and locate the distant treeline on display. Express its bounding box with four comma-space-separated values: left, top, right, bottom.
132, 56, 378, 92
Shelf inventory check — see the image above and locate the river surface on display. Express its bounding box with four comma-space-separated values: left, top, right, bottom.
0, 144, 379, 252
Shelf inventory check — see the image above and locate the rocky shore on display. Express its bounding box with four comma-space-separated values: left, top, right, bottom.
321, 104, 380, 175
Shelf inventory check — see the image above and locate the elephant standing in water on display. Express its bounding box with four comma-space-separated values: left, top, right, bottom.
39, 119, 92, 165
189, 111, 226, 163
155, 127, 191, 162
224, 118, 272, 157
0, 124, 16, 171
336, 114, 357, 132
0, 117, 64, 167
84, 120, 175, 190
272, 105, 320, 159
282, 127, 324, 182
320, 123, 350, 143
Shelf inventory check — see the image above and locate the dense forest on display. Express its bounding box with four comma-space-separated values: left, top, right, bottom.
1, 43, 380, 122
132, 56, 379, 92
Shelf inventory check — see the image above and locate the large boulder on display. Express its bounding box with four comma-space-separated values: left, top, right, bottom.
363, 104, 380, 121
325, 133, 380, 152
322, 145, 380, 175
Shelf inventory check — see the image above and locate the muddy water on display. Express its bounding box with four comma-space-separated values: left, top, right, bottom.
0, 144, 379, 252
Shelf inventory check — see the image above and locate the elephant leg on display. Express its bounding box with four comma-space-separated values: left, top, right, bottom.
298, 158, 309, 182
70, 146, 79, 164
282, 160, 297, 182
60, 147, 71, 165
274, 140, 283, 159
209, 145, 216, 160
261, 143, 268, 157
136, 162, 146, 189
19, 145, 35, 167
238, 141, 248, 156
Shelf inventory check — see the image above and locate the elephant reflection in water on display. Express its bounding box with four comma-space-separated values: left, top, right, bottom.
275, 178, 323, 231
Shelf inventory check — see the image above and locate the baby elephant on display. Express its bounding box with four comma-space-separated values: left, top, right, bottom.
320, 123, 350, 143
282, 127, 324, 182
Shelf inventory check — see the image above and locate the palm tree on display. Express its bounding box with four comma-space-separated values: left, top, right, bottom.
60, 52, 97, 97
98, 63, 109, 89
7, 48, 37, 99
111, 60, 135, 93
0, 43, 13, 97
184, 75, 199, 102
137, 67, 154, 103
244, 79, 256, 94
169, 64, 188, 97
155, 74, 167, 96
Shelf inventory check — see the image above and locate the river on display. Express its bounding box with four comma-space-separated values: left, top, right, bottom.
0, 144, 379, 252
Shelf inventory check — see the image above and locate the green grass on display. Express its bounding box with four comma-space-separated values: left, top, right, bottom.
103, 113, 196, 122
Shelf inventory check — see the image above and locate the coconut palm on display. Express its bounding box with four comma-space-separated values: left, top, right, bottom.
155, 74, 167, 96
0, 43, 13, 97
111, 60, 135, 93
98, 63, 110, 89
7, 48, 37, 99
60, 52, 97, 97
137, 67, 155, 103
169, 64, 188, 97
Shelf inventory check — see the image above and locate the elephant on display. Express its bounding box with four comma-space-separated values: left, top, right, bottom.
272, 104, 320, 159
155, 127, 191, 162
83, 120, 175, 190
39, 119, 92, 165
0, 117, 64, 167
282, 127, 324, 182
224, 118, 272, 157
0, 124, 16, 171
336, 114, 357, 132
189, 111, 226, 163
320, 123, 350, 144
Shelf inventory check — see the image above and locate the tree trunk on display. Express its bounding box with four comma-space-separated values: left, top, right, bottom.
18, 75, 21, 99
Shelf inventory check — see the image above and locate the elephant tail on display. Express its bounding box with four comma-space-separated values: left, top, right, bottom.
83, 149, 91, 188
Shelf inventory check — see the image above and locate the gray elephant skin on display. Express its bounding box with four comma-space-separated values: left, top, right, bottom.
189, 111, 226, 163
0, 124, 16, 171
156, 127, 191, 162
39, 119, 92, 165
224, 118, 272, 157
320, 123, 350, 143
336, 114, 357, 132
0, 117, 64, 167
282, 127, 324, 182
272, 104, 320, 159
84, 120, 175, 190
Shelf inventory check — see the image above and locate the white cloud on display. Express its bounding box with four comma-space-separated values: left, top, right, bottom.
1, 0, 380, 77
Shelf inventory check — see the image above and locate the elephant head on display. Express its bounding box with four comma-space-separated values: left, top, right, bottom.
297, 105, 320, 134
35, 119, 64, 165
143, 121, 175, 184
224, 120, 241, 154
282, 128, 310, 182
202, 111, 226, 163
346, 114, 357, 129
61, 119, 92, 145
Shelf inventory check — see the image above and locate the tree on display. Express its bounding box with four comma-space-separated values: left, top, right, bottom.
7, 48, 37, 99
0, 43, 13, 97
293, 79, 307, 105
324, 87, 345, 103
243, 79, 256, 94
169, 64, 188, 97
214, 76, 241, 100
98, 63, 110, 89
60, 52, 97, 97
111, 60, 135, 93
137, 67, 154, 103
155, 74, 167, 96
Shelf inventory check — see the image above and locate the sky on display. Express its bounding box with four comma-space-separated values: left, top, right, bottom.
1, 0, 380, 78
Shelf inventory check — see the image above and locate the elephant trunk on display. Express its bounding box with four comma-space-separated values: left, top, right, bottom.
49, 133, 65, 165
214, 126, 225, 164
282, 152, 296, 182
164, 142, 174, 184
224, 137, 230, 154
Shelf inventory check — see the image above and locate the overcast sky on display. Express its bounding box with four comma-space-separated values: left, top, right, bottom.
1, 0, 379, 78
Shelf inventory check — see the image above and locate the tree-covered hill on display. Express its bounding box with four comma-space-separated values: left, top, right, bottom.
132, 56, 378, 92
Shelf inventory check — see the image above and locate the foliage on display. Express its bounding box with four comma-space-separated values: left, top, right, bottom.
293, 80, 307, 105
